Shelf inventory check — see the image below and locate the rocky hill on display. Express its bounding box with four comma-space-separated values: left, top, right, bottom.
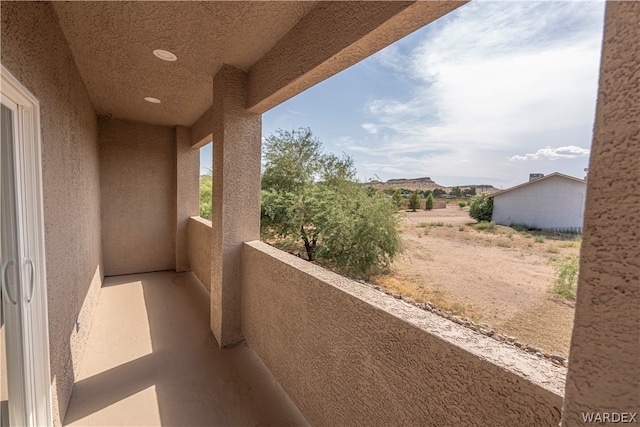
365, 177, 499, 194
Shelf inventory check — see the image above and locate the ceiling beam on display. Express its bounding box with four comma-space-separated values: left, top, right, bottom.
246, 1, 466, 114
190, 106, 213, 148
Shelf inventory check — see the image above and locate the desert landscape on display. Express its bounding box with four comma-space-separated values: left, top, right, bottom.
370, 205, 578, 357
365, 176, 500, 194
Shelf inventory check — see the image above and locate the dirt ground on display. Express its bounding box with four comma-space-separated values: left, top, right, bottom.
370, 205, 578, 356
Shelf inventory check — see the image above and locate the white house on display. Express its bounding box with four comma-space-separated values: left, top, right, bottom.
491, 173, 587, 232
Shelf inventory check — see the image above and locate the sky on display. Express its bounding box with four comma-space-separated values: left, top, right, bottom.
201, 1, 606, 189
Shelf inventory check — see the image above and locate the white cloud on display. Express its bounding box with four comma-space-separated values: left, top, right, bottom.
509, 145, 591, 161
332, 135, 355, 148
354, 1, 604, 185
361, 123, 379, 134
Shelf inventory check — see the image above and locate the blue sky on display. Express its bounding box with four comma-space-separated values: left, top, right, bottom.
201, 1, 606, 189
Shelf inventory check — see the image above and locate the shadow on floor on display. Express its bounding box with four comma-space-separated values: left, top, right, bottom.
63, 271, 307, 426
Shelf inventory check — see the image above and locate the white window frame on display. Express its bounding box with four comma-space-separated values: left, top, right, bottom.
1, 64, 53, 427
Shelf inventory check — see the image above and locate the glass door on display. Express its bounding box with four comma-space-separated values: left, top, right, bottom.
1, 65, 52, 427
1, 100, 28, 427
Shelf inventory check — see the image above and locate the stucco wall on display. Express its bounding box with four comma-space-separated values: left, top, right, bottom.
1, 3, 104, 425
562, 2, 640, 424
188, 217, 212, 293
175, 126, 200, 272
242, 241, 565, 426
493, 176, 586, 232
99, 118, 176, 276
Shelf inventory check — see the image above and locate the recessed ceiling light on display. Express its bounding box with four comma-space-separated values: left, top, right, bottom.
144, 97, 161, 104
153, 49, 177, 61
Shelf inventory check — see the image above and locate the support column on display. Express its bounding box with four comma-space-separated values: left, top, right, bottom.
210, 64, 261, 347
175, 125, 200, 272
561, 2, 639, 424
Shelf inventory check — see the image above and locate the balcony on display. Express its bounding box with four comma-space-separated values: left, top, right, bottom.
61, 226, 569, 425
1, 1, 636, 425
68, 217, 563, 426
63, 271, 307, 426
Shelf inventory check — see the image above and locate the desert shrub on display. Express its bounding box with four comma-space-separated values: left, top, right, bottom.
391, 189, 404, 210
554, 255, 579, 300
451, 302, 466, 315
547, 245, 560, 253
496, 240, 510, 248
458, 201, 467, 210
560, 241, 579, 248
535, 235, 546, 243
458, 226, 465, 232
468, 193, 493, 222
418, 222, 444, 228
474, 221, 496, 231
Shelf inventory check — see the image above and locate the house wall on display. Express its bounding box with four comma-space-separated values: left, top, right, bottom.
493, 176, 586, 231
98, 118, 176, 276
1, 3, 104, 425
188, 216, 212, 293
242, 240, 565, 426
562, 1, 640, 423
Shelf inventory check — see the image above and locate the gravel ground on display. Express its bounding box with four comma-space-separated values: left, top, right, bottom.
370, 205, 578, 356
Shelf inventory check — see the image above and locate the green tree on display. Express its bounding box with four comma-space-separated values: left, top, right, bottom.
450, 186, 462, 197
392, 189, 404, 210
261, 128, 322, 192
425, 192, 435, 211
433, 188, 446, 197
408, 190, 421, 211
458, 201, 467, 210
199, 169, 212, 220
260, 128, 402, 279
463, 186, 476, 197
468, 193, 494, 222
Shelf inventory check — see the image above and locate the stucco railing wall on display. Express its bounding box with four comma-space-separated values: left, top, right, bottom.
242, 240, 565, 426
188, 216, 212, 293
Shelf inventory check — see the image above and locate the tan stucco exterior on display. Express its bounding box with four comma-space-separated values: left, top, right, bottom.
175, 125, 199, 272
1, 3, 104, 424
98, 118, 176, 276
1, 1, 638, 425
562, 2, 640, 424
210, 65, 262, 347
242, 241, 564, 425
188, 216, 212, 294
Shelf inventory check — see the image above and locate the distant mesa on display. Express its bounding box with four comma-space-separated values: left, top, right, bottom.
364, 177, 498, 194
387, 177, 434, 184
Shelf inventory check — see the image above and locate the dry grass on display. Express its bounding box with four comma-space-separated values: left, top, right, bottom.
370, 274, 481, 320
371, 207, 581, 355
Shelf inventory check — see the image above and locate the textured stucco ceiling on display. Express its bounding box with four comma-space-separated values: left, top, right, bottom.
52, 1, 317, 126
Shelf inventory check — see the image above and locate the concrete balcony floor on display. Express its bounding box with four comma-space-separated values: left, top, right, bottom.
64, 271, 307, 426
